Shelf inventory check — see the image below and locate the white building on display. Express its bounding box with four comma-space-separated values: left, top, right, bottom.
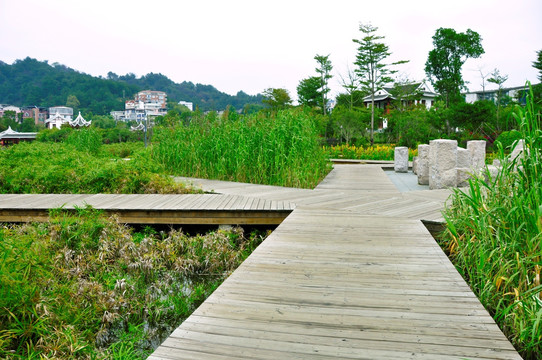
179, 101, 194, 111
45, 111, 70, 129
48, 106, 73, 120
464, 84, 533, 105
111, 90, 168, 122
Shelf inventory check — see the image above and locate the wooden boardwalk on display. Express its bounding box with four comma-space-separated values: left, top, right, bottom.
150, 165, 521, 359
0, 194, 294, 225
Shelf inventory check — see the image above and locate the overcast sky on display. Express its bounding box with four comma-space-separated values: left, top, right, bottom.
1, 0, 541, 100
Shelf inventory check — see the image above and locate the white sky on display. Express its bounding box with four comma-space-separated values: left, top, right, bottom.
1, 0, 541, 100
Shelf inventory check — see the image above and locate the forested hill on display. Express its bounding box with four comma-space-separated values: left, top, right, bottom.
0, 57, 264, 114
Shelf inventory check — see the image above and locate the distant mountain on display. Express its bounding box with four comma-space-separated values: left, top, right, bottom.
0, 57, 264, 114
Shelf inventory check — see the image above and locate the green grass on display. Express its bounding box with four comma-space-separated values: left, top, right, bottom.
0, 208, 267, 359
0, 140, 200, 194
152, 108, 331, 188
440, 85, 541, 359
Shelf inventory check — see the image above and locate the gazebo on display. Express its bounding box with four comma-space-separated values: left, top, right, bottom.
0, 127, 37, 146
69, 112, 92, 128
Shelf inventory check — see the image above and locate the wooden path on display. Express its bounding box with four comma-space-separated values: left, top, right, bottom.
0, 194, 294, 225
150, 165, 521, 359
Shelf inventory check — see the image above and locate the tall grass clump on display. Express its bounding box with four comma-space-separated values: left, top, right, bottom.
0, 208, 267, 359
440, 85, 541, 359
0, 141, 200, 194
152, 108, 331, 188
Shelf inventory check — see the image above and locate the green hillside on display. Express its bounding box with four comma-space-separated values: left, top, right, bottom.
0, 57, 263, 114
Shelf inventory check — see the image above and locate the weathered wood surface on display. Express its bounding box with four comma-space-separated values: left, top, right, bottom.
150, 165, 520, 359
150, 208, 520, 359
0, 194, 294, 225
177, 165, 452, 222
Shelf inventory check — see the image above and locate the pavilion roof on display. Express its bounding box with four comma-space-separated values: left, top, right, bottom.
0, 126, 37, 140
69, 112, 91, 127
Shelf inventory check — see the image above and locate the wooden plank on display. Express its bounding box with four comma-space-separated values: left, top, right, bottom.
149, 203, 520, 359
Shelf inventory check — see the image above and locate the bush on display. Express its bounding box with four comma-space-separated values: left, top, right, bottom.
495, 130, 522, 151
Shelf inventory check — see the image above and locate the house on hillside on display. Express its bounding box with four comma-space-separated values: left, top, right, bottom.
363, 82, 438, 111
179, 101, 194, 111
0, 105, 22, 118
111, 90, 168, 122
22, 106, 48, 125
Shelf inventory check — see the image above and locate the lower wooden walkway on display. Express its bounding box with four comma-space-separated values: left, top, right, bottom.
151, 165, 521, 359
0, 194, 294, 225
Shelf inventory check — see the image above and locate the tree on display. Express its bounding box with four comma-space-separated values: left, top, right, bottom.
533, 49, 542, 81
425, 28, 484, 106
314, 54, 333, 115
487, 68, 508, 124
66, 94, 80, 111
297, 76, 321, 108
331, 105, 370, 145
353, 23, 407, 145
338, 66, 364, 110
262, 88, 292, 111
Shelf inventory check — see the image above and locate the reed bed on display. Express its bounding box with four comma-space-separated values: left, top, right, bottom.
0, 208, 267, 359
0, 140, 199, 194
441, 86, 541, 359
152, 109, 331, 189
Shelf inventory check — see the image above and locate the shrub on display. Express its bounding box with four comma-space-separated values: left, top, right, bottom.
495, 129, 523, 152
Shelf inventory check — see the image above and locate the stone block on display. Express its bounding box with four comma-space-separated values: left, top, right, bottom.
467, 140, 486, 171
412, 156, 418, 175
394, 147, 408, 173
484, 165, 501, 183
429, 139, 458, 189
457, 148, 470, 168
510, 139, 527, 163
417, 144, 430, 185
456, 168, 471, 187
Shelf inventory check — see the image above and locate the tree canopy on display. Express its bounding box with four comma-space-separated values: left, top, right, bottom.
353, 23, 407, 145
533, 49, 542, 81
314, 54, 333, 115
425, 28, 484, 106
297, 76, 321, 108
262, 88, 292, 110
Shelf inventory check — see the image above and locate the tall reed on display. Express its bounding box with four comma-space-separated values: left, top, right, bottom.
152, 108, 331, 188
0, 208, 267, 359
441, 85, 541, 359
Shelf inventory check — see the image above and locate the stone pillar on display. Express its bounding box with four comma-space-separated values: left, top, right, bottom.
412, 156, 418, 175
429, 139, 458, 189
456, 148, 471, 187
394, 147, 409, 173
467, 140, 486, 171
417, 144, 430, 185
510, 139, 527, 163
457, 148, 470, 168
